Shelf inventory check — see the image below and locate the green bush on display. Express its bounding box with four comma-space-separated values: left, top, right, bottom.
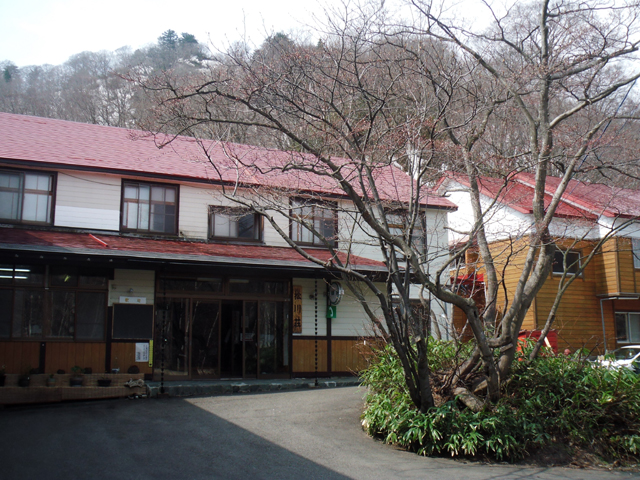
360, 341, 640, 462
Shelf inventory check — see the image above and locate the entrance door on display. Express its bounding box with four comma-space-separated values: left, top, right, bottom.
155, 298, 189, 378
156, 297, 291, 379
220, 301, 243, 377
190, 300, 220, 378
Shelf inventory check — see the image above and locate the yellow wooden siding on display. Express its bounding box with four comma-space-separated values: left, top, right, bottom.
595, 238, 619, 294
331, 339, 369, 372
0, 342, 40, 374
110, 343, 153, 374
44, 342, 106, 374
489, 237, 537, 330
615, 237, 637, 293
292, 339, 328, 372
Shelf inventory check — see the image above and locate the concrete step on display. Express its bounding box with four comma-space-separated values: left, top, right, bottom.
147, 377, 361, 398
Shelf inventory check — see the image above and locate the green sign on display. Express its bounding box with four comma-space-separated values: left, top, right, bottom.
326, 305, 337, 319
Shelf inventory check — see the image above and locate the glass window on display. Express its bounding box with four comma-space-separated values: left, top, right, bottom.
259, 300, 290, 375
290, 198, 337, 246
228, 279, 288, 295
616, 313, 628, 342
12, 290, 45, 338
159, 278, 222, 292
630, 313, 640, 342
209, 208, 261, 241
387, 212, 426, 256
76, 292, 106, 340
0, 289, 12, 337
3, 264, 107, 340
50, 267, 78, 287
0, 170, 54, 224
122, 181, 177, 234
552, 250, 581, 275
78, 274, 108, 288
229, 279, 263, 294
616, 312, 640, 343
632, 238, 640, 269
50, 291, 75, 338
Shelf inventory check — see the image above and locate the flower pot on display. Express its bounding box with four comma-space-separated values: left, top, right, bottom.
18, 376, 30, 387
0, 375, 5, 387
97, 379, 112, 387
69, 376, 83, 387
47, 377, 57, 387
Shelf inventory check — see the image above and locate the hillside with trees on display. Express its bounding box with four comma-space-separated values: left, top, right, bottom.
0, 29, 208, 129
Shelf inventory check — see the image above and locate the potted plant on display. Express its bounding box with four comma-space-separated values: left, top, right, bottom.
97, 376, 112, 387
0, 365, 5, 387
70, 366, 84, 387
18, 367, 31, 387
46, 374, 57, 387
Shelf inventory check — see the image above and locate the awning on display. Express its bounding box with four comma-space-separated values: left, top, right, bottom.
0, 227, 387, 274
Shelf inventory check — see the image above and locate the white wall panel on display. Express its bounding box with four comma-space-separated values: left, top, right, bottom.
108, 269, 155, 307
54, 171, 120, 230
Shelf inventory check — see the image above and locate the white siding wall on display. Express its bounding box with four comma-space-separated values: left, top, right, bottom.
333, 282, 383, 337
446, 186, 530, 243
54, 171, 121, 230
292, 278, 382, 337
445, 179, 599, 244
339, 203, 451, 264
178, 184, 292, 246
293, 278, 328, 336
108, 269, 155, 307
178, 184, 223, 239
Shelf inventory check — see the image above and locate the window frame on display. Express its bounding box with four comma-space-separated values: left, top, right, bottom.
386, 210, 427, 258
632, 238, 640, 269
552, 249, 582, 277
0, 265, 109, 342
208, 206, 263, 242
289, 197, 338, 247
0, 168, 56, 225
120, 180, 179, 235
615, 311, 640, 344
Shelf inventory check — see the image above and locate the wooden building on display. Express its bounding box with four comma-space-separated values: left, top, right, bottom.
442, 173, 640, 353
0, 113, 455, 379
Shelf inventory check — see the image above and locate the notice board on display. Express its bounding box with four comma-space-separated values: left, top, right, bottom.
112, 304, 153, 340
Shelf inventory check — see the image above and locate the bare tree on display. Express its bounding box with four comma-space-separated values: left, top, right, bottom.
135, 0, 640, 411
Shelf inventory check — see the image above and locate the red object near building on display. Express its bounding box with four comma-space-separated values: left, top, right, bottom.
518, 329, 558, 353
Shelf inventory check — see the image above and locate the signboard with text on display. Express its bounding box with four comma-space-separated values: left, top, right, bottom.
293, 285, 303, 333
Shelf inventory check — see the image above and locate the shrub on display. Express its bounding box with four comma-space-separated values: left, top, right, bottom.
360, 341, 640, 463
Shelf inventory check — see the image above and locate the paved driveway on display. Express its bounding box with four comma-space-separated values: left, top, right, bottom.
0, 386, 637, 479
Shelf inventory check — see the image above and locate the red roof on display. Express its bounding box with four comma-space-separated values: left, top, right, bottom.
0, 228, 387, 272
442, 173, 596, 220
516, 172, 640, 219
0, 113, 455, 210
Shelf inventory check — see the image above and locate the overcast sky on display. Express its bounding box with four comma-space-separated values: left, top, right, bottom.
0, 0, 338, 67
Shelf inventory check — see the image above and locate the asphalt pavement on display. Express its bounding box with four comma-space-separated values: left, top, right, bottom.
0, 386, 638, 480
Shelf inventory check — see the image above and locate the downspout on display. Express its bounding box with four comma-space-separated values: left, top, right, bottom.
599, 297, 608, 354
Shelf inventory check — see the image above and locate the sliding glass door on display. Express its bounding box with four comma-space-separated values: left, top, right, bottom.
156, 296, 290, 379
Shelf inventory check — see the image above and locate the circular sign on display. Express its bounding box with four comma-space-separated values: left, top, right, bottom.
328, 281, 344, 306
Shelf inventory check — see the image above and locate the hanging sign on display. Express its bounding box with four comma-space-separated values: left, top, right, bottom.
293, 285, 303, 333
327, 305, 337, 319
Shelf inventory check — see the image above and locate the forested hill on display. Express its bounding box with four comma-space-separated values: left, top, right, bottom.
0, 30, 208, 131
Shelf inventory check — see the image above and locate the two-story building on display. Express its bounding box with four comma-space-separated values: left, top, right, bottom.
0, 112, 455, 380
440, 172, 640, 353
